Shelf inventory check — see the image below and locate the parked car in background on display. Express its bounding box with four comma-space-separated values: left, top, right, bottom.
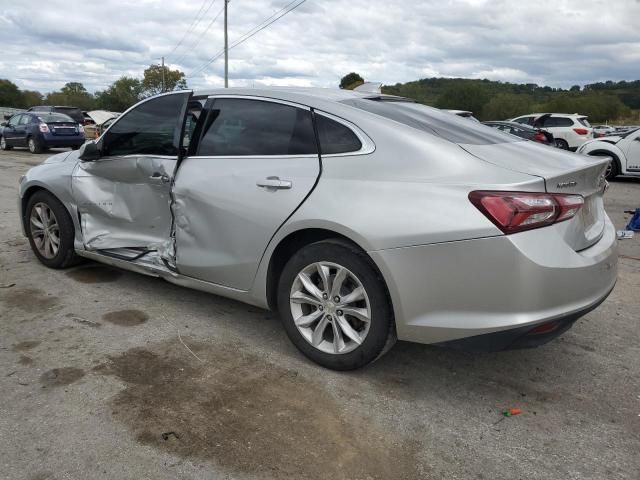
1, 112, 85, 153
17, 88, 616, 369
483, 121, 554, 146
511, 113, 593, 150
83, 110, 119, 140
28, 106, 85, 125
445, 109, 480, 122
578, 127, 640, 179
593, 125, 616, 138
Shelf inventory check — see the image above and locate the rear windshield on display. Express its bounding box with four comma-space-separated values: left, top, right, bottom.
342, 99, 523, 145
578, 117, 591, 128
38, 113, 74, 123
53, 107, 82, 122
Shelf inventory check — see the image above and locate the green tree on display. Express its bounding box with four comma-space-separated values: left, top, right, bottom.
95, 77, 143, 112
0, 79, 23, 107
435, 83, 489, 118
142, 64, 187, 97
339, 72, 364, 90
20, 90, 44, 108
45, 82, 95, 110
482, 93, 533, 120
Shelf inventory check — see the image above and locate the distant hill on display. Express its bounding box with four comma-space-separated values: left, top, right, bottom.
380, 78, 640, 123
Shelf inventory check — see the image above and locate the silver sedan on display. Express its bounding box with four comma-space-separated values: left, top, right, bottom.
17, 88, 617, 370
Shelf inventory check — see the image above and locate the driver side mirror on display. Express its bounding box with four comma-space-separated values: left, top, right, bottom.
78, 141, 102, 161
0, 121, 6, 127
3, 115, 11, 120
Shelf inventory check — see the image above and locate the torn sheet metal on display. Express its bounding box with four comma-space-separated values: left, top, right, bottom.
72, 156, 177, 253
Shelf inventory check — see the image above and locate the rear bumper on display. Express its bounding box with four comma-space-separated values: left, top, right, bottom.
435, 282, 614, 351
41, 134, 85, 147
370, 215, 618, 346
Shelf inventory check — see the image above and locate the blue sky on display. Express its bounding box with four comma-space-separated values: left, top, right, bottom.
1, 0, 639, 93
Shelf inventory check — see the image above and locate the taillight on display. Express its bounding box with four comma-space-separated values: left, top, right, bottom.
573, 128, 589, 135
533, 131, 546, 142
469, 191, 584, 234
38, 123, 49, 133
78, 124, 84, 133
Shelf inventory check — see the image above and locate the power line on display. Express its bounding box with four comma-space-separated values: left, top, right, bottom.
188, 0, 307, 78
172, 4, 226, 66
166, 0, 218, 60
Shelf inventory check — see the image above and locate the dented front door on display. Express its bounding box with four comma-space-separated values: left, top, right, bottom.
72, 91, 191, 251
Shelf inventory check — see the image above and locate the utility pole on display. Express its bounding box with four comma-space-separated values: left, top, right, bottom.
224, 0, 229, 88
161, 56, 165, 93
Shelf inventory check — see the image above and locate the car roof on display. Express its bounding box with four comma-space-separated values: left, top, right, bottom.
485, 120, 536, 129
192, 87, 406, 106
517, 112, 587, 118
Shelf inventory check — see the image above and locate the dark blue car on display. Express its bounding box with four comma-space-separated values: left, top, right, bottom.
0, 112, 85, 153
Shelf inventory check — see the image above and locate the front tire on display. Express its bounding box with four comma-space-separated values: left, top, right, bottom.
25, 190, 79, 268
277, 239, 394, 370
0, 136, 12, 150
555, 138, 569, 150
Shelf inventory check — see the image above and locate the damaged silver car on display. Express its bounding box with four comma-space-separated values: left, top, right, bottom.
18, 88, 617, 370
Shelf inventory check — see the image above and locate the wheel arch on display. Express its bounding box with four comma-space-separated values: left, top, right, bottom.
20, 185, 74, 236
263, 228, 394, 321
587, 149, 621, 170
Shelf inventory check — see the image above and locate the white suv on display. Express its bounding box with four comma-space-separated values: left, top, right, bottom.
510, 113, 593, 151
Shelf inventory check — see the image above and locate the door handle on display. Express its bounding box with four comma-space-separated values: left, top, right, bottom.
149, 173, 170, 184
256, 176, 292, 190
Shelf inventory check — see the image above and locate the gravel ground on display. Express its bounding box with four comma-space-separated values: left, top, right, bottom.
1, 148, 638, 480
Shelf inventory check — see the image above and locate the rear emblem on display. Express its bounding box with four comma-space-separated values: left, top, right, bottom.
556, 181, 577, 188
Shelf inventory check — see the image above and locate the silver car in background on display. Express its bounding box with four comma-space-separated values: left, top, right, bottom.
18, 88, 617, 370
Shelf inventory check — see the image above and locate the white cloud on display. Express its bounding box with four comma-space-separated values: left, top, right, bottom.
0, 0, 639, 94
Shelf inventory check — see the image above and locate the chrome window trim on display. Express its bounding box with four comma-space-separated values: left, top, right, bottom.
205, 94, 312, 111
312, 109, 375, 157
185, 154, 320, 160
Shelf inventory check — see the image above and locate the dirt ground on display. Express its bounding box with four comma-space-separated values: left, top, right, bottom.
1, 148, 639, 480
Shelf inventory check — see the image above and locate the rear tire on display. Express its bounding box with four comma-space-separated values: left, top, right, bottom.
590, 152, 619, 180
277, 239, 394, 370
25, 190, 79, 269
0, 136, 12, 151
28, 137, 43, 154
555, 138, 569, 150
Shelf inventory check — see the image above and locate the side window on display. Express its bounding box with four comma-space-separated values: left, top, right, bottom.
197, 98, 316, 156
315, 114, 362, 154
544, 117, 573, 127
557, 118, 575, 127
19, 115, 31, 125
101, 92, 189, 156
8, 115, 22, 126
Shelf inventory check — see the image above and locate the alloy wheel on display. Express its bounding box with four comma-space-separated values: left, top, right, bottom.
289, 261, 371, 355
30, 202, 60, 259
0, 137, 5, 150
28, 138, 36, 153
605, 161, 613, 179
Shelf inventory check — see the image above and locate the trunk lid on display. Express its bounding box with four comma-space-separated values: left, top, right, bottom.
459, 140, 609, 251
47, 121, 79, 136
